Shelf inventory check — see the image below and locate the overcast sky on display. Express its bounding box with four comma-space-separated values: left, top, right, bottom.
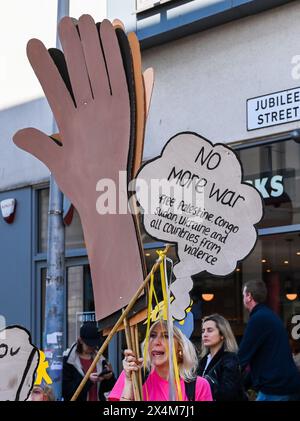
0, 0, 107, 110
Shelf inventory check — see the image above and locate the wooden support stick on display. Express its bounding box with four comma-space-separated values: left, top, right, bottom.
71, 244, 171, 401
133, 324, 143, 395
130, 323, 143, 400
124, 314, 141, 401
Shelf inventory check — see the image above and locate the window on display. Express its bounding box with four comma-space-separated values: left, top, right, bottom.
38, 189, 49, 253
38, 188, 85, 253
67, 265, 94, 347
136, 0, 176, 13
41, 264, 94, 348
190, 232, 300, 343
237, 139, 300, 228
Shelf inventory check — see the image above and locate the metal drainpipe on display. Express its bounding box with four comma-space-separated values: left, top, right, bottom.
42, 0, 69, 401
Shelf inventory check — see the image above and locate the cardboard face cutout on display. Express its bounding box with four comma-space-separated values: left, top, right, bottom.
135, 133, 264, 320
13, 16, 154, 321
0, 326, 39, 401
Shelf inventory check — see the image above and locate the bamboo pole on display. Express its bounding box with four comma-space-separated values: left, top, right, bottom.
130, 323, 143, 399
123, 313, 141, 401
71, 244, 171, 401
133, 324, 143, 394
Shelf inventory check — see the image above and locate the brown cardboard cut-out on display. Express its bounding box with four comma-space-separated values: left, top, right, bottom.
114, 27, 136, 187
48, 23, 154, 176
48, 48, 75, 106
48, 22, 154, 327
49, 25, 147, 287
112, 18, 125, 31
0, 326, 39, 401
114, 27, 148, 293
13, 16, 149, 321
125, 32, 154, 297
102, 307, 148, 336
128, 32, 145, 179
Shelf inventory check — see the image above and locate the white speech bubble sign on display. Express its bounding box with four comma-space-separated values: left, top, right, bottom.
0, 326, 39, 401
135, 133, 263, 320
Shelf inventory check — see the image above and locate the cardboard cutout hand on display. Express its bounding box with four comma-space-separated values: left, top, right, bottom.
13, 16, 150, 319
48, 22, 154, 179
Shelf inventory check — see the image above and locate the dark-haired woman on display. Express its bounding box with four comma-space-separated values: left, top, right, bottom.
62, 322, 116, 401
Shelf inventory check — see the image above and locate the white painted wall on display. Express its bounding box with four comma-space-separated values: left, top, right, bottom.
0, 0, 58, 190
142, 2, 300, 159
0, 98, 53, 190
0, 0, 107, 111
70, 0, 107, 21
0, 0, 58, 111
0, 0, 107, 191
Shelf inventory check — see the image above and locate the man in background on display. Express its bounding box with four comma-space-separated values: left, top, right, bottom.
238, 279, 300, 401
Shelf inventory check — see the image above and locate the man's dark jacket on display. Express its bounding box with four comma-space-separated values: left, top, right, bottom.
238, 304, 300, 395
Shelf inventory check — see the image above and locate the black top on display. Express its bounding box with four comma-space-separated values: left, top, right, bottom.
198, 346, 247, 401
238, 304, 300, 395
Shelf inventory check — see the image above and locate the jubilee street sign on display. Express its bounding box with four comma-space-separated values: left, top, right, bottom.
247, 87, 300, 130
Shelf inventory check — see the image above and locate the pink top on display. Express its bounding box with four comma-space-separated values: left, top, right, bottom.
109, 370, 213, 401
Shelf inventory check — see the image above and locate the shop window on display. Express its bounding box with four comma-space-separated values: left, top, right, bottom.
67, 265, 94, 347
237, 139, 300, 228
65, 208, 85, 250
41, 264, 94, 348
142, 233, 300, 345
38, 189, 49, 253
37, 188, 85, 253
189, 231, 300, 344
248, 232, 300, 325
138, 213, 161, 246
190, 273, 244, 347
67, 266, 84, 347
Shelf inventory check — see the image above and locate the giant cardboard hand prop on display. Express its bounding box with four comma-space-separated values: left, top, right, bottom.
13, 16, 153, 320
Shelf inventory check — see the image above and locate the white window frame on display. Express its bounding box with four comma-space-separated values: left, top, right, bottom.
136, 0, 176, 13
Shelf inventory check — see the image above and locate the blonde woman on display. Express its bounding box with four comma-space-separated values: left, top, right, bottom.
198, 314, 247, 401
28, 385, 55, 401
109, 320, 212, 401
